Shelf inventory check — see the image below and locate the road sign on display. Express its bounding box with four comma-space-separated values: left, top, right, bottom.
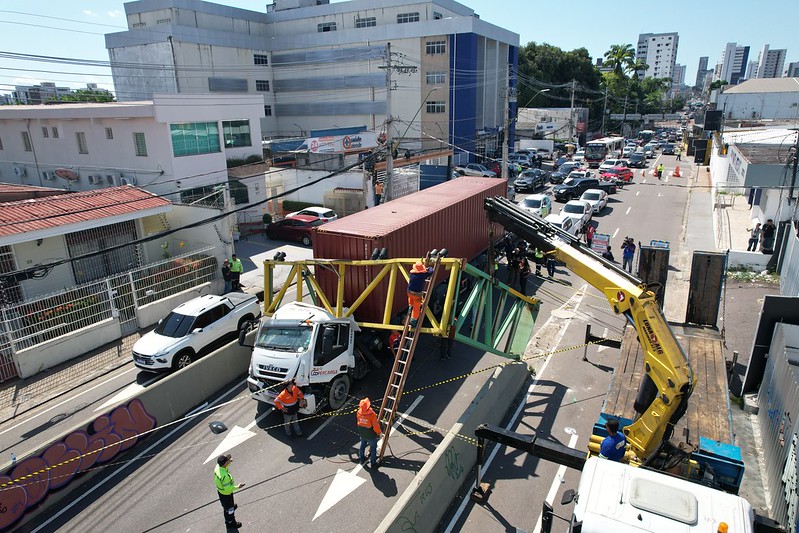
649, 239, 670, 249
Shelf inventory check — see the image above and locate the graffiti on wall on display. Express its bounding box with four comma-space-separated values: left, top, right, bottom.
0, 399, 156, 530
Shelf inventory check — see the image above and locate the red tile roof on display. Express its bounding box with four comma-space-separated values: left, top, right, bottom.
0, 185, 171, 237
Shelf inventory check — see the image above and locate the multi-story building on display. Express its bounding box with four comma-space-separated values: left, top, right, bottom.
695, 56, 709, 87
635, 32, 679, 80
745, 60, 759, 80
104, 0, 519, 165
715, 43, 750, 85
673, 63, 686, 89
716, 78, 799, 120
785, 61, 799, 78
12, 82, 72, 105
755, 45, 787, 79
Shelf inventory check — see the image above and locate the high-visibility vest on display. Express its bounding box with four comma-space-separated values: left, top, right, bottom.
214, 464, 236, 495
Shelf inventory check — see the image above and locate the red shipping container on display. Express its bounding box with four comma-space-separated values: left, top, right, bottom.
312, 177, 506, 323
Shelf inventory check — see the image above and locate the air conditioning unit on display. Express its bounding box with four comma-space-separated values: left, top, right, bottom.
120, 176, 137, 186
87, 175, 96, 184
42, 171, 55, 181
106, 174, 119, 185
13, 165, 26, 177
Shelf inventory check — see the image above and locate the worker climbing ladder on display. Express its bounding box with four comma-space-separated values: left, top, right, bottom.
376, 252, 443, 462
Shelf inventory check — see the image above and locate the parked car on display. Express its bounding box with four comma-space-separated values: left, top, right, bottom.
509, 153, 532, 168
599, 159, 628, 172
572, 150, 586, 163
662, 143, 675, 155
132, 293, 262, 372
627, 152, 647, 168
601, 166, 634, 183
514, 169, 548, 192
486, 160, 502, 176
561, 199, 593, 230
287, 206, 338, 222
553, 174, 617, 202
544, 212, 580, 237
265, 215, 324, 246
518, 193, 552, 218
536, 148, 552, 160
457, 163, 497, 177
579, 189, 609, 214
549, 162, 583, 184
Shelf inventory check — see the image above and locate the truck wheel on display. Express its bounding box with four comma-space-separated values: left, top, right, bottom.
172, 350, 194, 371
301, 235, 312, 247
327, 375, 350, 411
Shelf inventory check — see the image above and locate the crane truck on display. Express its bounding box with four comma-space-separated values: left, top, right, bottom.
472, 196, 784, 532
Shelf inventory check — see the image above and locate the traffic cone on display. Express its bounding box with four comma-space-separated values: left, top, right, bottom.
674, 166, 681, 177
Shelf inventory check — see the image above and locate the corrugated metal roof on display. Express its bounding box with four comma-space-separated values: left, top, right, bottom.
0, 185, 171, 237
318, 177, 507, 238
723, 78, 799, 94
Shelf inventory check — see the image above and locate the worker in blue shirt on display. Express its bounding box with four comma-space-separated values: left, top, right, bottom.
407, 259, 433, 327
599, 417, 627, 462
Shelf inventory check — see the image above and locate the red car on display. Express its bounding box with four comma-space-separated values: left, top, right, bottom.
265, 215, 324, 246
601, 166, 634, 183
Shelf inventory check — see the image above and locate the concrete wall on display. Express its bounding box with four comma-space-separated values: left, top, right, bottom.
136, 281, 218, 328
718, 91, 799, 120
727, 250, 770, 271
14, 237, 75, 299
15, 318, 120, 378
377, 362, 530, 533
279, 169, 364, 206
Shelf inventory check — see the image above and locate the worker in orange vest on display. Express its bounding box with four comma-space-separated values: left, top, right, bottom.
407, 259, 433, 327
275, 380, 304, 438
357, 397, 382, 468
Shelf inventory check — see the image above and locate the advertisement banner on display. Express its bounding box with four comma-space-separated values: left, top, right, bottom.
592, 233, 610, 253
307, 132, 378, 153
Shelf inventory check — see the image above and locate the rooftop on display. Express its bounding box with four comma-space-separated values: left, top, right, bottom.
731, 143, 793, 165
722, 78, 799, 94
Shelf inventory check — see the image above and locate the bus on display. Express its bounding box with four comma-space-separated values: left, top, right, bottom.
584, 137, 625, 168
638, 130, 655, 144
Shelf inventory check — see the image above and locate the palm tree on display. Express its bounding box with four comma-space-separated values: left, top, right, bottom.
603, 44, 635, 77
628, 58, 649, 79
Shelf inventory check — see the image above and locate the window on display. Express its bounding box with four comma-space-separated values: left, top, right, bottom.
134, 132, 148, 156
170, 122, 221, 157
313, 323, 350, 366
52, 127, 58, 138
132, 22, 146, 28
433, 11, 443, 19
426, 40, 446, 55
21, 131, 32, 152
254, 54, 268, 65
426, 71, 445, 84
105, 127, 114, 140
42, 127, 49, 138
256, 80, 270, 92
76, 132, 88, 154
397, 12, 419, 23
222, 120, 251, 148
426, 101, 445, 113
0, 137, 3, 150
317, 22, 336, 32
156, 18, 171, 24
264, 105, 272, 117
355, 17, 376, 28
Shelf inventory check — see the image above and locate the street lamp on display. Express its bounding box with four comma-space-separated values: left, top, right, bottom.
292, 123, 305, 137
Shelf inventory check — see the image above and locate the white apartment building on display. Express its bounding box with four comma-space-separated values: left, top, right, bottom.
673, 63, 686, 89
635, 32, 679, 80
104, 0, 519, 164
715, 43, 750, 85
755, 45, 787, 79
0, 94, 263, 201
786, 61, 799, 78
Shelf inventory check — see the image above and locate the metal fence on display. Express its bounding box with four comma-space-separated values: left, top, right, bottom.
0, 246, 219, 379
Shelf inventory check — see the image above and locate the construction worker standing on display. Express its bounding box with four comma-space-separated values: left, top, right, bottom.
533, 247, 545, 276
356, 397, 382, 468
656, 163, 664, 180
275, 380, 304, 438
214, 454, 243, 529
407, 259, 433, 327
229, 254, 244, 290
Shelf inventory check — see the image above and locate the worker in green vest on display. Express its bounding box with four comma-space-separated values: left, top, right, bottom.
214, 454, 244, 528
533, 247, 545, 276
229, 254, 244, 290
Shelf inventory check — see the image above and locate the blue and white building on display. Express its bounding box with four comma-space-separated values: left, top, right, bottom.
105, 0, 519, 163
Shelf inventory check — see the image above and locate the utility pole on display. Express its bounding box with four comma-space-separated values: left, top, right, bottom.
621, 93, 629, 134
568, 80, 576, 143
601, 86, 609, 135
378, 42, 417, 203
789, 130, 799, 203
500, 81, 516, 181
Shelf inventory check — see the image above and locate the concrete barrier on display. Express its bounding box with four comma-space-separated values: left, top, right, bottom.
135, 281, 217, 328
6, 333, 253, 531
376, 362, 530, 533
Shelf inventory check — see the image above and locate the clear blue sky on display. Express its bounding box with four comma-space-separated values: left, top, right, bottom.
0, 0, 795, 94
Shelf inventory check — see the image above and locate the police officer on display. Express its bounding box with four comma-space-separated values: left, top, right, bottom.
214, 454, 243, 528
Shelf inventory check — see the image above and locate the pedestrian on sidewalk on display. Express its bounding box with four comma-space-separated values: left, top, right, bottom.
275, 380, 304, 437
229, 254, 244, 291
356, 397, 382, 469
621, 238, 636, 273
374, 181, 384, 205
761, 219, 776, 254
747, 222, 761, 251
214, 454, 243, 529
221, 259, 232, 293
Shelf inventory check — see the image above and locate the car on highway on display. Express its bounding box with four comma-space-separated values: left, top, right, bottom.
622, 146, 636, 157
287, 206, 338, 222
133, 293, 262, 372
599, 159, 628, 172
642, 145, 655, 158
600, 166, 634, 183
572, 150, 585, 163
518, 193, 552, 218
265, 215, 324, 246
627, 152, 647, 168
579, 189, 609, 214
662, 143, 675, 155
514, 168, 549, 192
561, 199, 593, 230
544, 212, 580, 237
457, 163, 497, 177
549, 161, 583, 184
553, 173, 617, 202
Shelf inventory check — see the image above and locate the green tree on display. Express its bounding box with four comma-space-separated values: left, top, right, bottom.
629, 58, 649, 79
53, 90, 116, 103
603, 44, 635, 77
709, 79, 729, 93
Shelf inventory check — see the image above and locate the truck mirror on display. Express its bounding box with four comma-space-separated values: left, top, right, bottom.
192, 328, 203, 334
322, 326, 335, 354
238, 328, 248, 346
561, 489, 576, 505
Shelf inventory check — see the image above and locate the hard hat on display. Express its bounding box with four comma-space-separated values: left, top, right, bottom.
410, 261, 427, 273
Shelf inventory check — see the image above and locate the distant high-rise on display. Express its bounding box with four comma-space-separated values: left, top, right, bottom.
673, 64, 686, 88
755, 45, 787, 78
745, 60, 758, 80
695, 56, 708, 86
715, 42, 750, 84
785, 61, 799, 78
636, 32, 679, 80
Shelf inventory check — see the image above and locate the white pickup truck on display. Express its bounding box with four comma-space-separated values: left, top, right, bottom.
133, 293, 261, 372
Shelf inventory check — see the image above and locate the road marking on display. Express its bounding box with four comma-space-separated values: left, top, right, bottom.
625, 207, 631, 215
657, 192, 663, 197
0, 367, 137, 438
314, 395, 424, 520
642, 179, 647, 183
596, 327, 610, 353
203, 408, 273, 464
635, 191, 640, 196
308, 398, 354, 441
533, 432, 580, 533
32, 382, 244, 532
443, 289, 587, 533
94, 376, 159, 412
612, 228, 619, 239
